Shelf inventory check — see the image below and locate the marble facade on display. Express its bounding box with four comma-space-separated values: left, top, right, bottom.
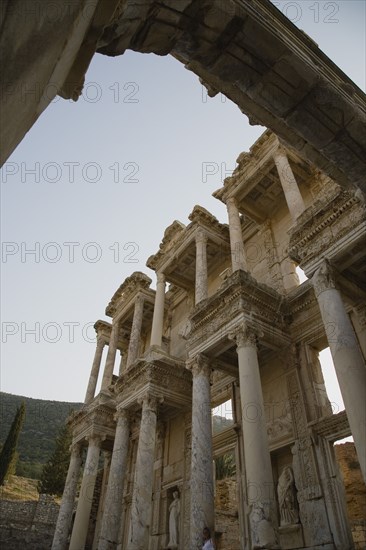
53, 130, 365, 549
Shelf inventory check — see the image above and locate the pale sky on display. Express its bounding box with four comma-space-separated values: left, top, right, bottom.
1, 1, 365, 409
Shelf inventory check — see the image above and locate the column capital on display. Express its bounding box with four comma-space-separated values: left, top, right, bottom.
229, 322, 262, 350
85, 433, 105, 446
135, 293, 145, 307
226, 196, 238, 209
114, 408, 130, 423
69, 442, 82, 458
95, 335, 106, 347
186, 354, 211, 377
312, 259, 338, 297
138, 392, 164, 413
195, 229, 208, 244
272, 143, 287, 159
156, 271, 165, 285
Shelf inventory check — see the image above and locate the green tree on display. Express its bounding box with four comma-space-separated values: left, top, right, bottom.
0, 402, 26, 485
38, 421, 72, 496
215, 452, 236, 480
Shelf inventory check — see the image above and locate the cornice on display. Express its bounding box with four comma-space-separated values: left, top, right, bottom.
106, 271, 152, 317
188, 205, 229, 236
146, 220, 186, 271
189, 269, 287, 333
288, 188, 366, 275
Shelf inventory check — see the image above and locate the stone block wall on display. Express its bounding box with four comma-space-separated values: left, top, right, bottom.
0, 494, 59, 550
215, 478, 240, 550
335, 443, 366, 549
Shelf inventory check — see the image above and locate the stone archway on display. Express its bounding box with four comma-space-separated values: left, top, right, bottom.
1, 0, 365, 193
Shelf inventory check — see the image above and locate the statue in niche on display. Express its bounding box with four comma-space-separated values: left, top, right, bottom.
167, 490, 180, 548
277, 466, 299, 526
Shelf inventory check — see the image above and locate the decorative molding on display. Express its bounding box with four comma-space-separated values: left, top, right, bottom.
289, 188, 366, 275
106, 271, 152, 317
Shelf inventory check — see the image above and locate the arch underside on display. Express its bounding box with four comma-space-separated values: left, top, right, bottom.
1, 0, 365, 195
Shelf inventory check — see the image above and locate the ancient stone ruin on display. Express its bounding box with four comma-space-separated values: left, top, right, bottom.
1, 1, 365, 549
52, 130, 366, 550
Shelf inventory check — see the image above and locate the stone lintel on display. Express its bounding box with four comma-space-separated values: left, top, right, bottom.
308, 410, 350, 441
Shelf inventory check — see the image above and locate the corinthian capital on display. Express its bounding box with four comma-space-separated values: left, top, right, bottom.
312, 259, 337, 297
186, 354, 211, 377
229, 322, 261, 350
138, 392, 163, 413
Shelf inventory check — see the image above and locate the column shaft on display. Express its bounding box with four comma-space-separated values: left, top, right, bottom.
126, 295, 144, 369
127, 395, 159, 550
232, 325, 277, 547
52, 444, 82, 550
313, 262, 366, 481
226, 198, 247, 271
195, 231, 208, 304
84, 338, 105, 403
101, 323, 119, 391
99, 411, 130, 550
273, 148, 305, 221
69, 436, 101, 550
150, 272, 166, 347
188, 355, 215, 549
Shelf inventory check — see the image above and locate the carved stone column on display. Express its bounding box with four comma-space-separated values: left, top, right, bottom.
118, 343, 129, 376
150, 272, 166, 347
195, 231, 208, 304
101, 322, 119, 391
52, 443, 82, 550
84, 337, 105, 403
126, 295, 144, 369
186, 355, 215, 549
230, 324, 278, 548
69, 435, 102, 550
312, 260, 366, 481
226, 197, 247, 271
99, 410, 130, 550
273, 147, 306, 222
127, 394, 162, 550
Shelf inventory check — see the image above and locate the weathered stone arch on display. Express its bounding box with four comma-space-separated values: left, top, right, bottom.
1, 0, 365, 193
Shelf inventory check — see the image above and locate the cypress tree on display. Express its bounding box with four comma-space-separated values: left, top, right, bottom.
38, 421, 72, 496
0, 402, 25, 485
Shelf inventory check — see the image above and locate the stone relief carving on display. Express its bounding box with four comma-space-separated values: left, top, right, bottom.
249, 502, 278, 549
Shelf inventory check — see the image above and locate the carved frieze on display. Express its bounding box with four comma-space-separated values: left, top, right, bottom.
289, 188, 366, 276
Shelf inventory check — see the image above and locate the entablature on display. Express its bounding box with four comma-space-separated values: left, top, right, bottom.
147, 205, 230, 291
186, 269, 291, 357
115, 356, 192, 414
289, 187, 366, 283
105, 271, 152, 317
70, 402, 116, 448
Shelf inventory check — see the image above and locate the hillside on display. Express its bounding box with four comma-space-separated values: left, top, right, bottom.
0, 392, 82, 478
0, 391, 232, 479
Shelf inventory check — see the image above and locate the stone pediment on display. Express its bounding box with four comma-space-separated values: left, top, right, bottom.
146, 220, 186, 271
188, 205, 229, 236
106, 271, 152, 317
